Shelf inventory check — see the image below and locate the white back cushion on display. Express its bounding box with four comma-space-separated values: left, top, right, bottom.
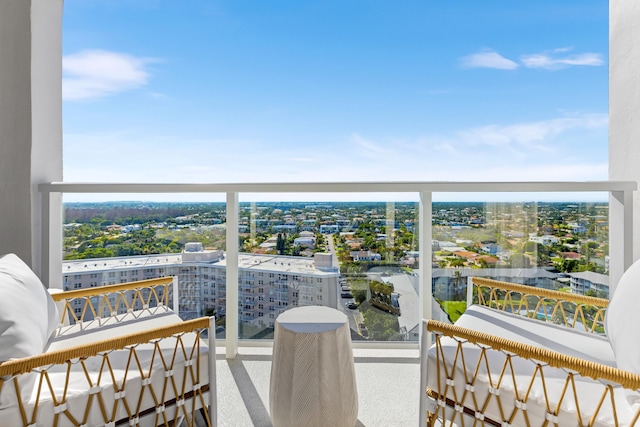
0, 253, 59, 408
606, 259, 640, 374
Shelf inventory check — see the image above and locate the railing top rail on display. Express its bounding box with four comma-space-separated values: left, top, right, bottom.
39, 180, 637, 194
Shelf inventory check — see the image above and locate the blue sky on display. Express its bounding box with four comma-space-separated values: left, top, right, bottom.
62, 1, 608, 201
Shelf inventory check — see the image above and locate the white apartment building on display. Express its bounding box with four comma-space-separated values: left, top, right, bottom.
568, 271, 610, 297
63, 246, 339, 328
529, 233, 559, 245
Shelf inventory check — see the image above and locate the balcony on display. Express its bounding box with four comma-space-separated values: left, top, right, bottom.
2, 1, 640, 423
32, 180, 636, 425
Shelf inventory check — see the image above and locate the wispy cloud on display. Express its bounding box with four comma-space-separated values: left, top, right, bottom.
63, 50, 158, 101
520, 51, 604, 69
285, 157, 315, 162
459, 50, 519, 70
351, 133, 391, 155
459, 114, 608, 148
63, 112, 608, 202
460, 47, 605, 72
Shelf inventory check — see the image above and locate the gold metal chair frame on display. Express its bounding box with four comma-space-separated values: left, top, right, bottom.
0, 278, 216, 427
424, 277, 640, 427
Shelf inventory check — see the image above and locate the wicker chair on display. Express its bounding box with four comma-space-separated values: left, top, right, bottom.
0, 254, 216, 427
421, 266, 640, 427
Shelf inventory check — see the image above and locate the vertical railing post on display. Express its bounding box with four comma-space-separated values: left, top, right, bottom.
41, 188, 51, 287
610, 190, 634, 294
419, 190, 433, 325
418, 190, 432, 427
226, 191, 239, 359
208, 316, 218, 427
466, 276, 474, 308
172, 276, 180, 316
39, 187, 63, 289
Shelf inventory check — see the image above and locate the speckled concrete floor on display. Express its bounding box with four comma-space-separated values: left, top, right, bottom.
215, 346, 420, 427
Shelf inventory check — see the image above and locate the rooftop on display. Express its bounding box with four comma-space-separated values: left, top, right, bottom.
63, 252, 338, 277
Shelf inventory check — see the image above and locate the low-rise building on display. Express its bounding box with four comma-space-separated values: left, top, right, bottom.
350, 250, 382, 262
568, 271, 609, 297
63, 246, 339, 331
529, 234, 559, 245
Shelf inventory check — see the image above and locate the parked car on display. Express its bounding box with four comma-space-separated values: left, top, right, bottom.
341, 292, 353, 299
341, 285, 350, 292
345, 301, 357, 310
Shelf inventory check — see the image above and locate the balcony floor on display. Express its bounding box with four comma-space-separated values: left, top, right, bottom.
215, 346, 420, 427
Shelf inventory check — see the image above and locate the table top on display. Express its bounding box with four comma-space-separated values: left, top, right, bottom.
276, 306, 347, 334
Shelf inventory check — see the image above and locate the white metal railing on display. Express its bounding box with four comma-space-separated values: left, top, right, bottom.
39, 180, 636, 359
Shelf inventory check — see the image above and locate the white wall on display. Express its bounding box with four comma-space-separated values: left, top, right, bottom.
0, 0, 33, 265
610, 1, 640, 267
31, 0, 63, 284
0, 0, 63, 279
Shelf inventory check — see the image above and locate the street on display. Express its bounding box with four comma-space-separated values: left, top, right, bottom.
326, 234, 366, 336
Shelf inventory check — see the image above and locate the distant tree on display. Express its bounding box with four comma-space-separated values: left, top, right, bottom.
558, 258, 579, 273
276, 233, 285, 255
449, 258, 465, 268
585, 289, 608, 299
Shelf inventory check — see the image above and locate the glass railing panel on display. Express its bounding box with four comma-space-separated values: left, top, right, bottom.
432, 192, 610, 325
61, 193, 228, 338
236, 195, 420, 342
52, 186, 617, 345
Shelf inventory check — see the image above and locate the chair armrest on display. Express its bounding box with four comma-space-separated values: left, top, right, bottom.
50, 277, 175, 325
471, 277, 608, 333
0, 316, 209, 377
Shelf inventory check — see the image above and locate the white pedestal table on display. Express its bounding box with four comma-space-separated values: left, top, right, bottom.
269, 306, 359, 427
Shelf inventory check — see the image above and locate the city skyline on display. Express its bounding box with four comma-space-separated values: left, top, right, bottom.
62, 1, 608, 202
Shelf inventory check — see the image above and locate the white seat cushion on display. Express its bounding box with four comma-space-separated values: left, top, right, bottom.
428, 306, 637, 426
606, 259, 640, 375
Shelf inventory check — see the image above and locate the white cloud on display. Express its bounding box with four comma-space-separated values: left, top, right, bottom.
460, 47, 605, 72
351, 133, 391, 154
63, 112, 609, 203
552, 46, 574, 54
285, 157, 315, 163
459, 50, 519, 70
63, 50, 157, 100
520, 50, 604, 70
459, 114, 608, 149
